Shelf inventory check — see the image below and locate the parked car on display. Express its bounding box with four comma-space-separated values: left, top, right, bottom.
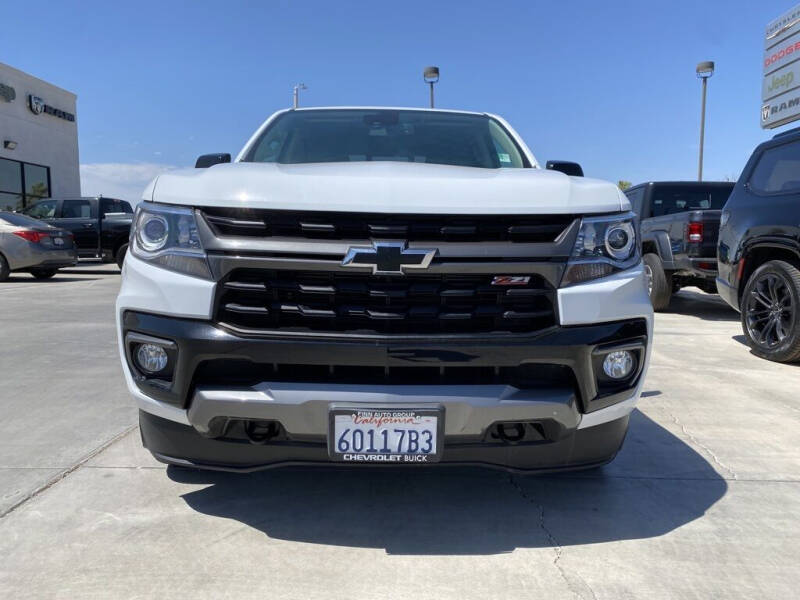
23, 196, 134, 268
717, 127, 800, 363
0, 211, 77, 281
625, 181, 734, 310
117, 107, 653, 473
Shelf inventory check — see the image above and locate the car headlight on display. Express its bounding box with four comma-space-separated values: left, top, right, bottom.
561, 212, 639, 286
130, 203, 211, 279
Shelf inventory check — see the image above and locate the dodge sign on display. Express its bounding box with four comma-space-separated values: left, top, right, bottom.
763, 4, 800, 128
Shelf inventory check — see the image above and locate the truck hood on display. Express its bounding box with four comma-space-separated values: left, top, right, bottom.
146, 162, 627, 215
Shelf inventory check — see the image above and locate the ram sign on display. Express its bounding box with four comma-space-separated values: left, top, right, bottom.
763, 4, 800, 128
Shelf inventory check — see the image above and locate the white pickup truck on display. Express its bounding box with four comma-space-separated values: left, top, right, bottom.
116, 107, 652, 472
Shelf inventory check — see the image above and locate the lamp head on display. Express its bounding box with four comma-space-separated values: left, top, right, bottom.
423, 66, 440, 83
696, 61, 715, 79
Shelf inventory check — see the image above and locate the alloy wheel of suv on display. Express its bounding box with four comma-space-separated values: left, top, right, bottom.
742, 260, 800, 363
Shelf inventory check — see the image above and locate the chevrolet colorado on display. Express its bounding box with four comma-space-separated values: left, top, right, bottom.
116, 107, 653, 472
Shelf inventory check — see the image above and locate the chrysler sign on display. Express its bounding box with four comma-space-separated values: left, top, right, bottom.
763, 4, 800, 128
28, 94, 75, 122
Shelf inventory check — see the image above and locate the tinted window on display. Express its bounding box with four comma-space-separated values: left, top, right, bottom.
245, 109, 528, 169
61, 199, 94, 219
100, 198, 133, 216
23, 200, 57, 219
0, 211, 47, 227
749, 141, 800, 193
650, 185, 734, 217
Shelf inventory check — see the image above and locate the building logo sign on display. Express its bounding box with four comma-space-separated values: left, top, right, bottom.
763, 4, 800, 128
0, 83, 15, 103
762, 96, 800, 122
29, 95, 44, 114
27, 94, 75, 122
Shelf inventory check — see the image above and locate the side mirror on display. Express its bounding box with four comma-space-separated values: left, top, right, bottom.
195, 153, 231, 168
546, 160, 584, 177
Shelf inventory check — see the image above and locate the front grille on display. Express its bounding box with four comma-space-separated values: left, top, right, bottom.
202, 208, 575, 243
216, 269, 557, 335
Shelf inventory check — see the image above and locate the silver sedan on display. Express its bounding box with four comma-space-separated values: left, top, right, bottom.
0, 211, 78, 281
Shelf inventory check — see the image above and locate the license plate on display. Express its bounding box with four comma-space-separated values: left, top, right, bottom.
328, 407, 443, 464
53, 237, 64, 246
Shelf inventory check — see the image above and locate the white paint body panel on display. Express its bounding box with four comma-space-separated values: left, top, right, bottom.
148, 161, 624, 215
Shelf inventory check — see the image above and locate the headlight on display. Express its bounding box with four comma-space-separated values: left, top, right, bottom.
561, 212, 639, 286
130, 203, 211, 279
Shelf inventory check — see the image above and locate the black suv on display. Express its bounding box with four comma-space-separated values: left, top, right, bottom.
625, 181, 734, 310
717, 127, 800, 363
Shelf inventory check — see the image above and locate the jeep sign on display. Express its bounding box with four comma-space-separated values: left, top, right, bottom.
763, 4, 800, 128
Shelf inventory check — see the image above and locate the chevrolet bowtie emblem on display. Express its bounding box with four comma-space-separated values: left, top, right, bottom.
341, 242, 437, 275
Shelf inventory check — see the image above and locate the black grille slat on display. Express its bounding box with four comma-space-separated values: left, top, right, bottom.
225, 303, 270, 315
203, 209, 574, 243
217, 270, 556, 335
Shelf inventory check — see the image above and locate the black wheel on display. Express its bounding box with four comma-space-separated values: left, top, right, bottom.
116, 243, 128, 269
741, 260, 800, 363
30, 268, 57, 279
643, 253, 672, 311
0, 253, 9, 282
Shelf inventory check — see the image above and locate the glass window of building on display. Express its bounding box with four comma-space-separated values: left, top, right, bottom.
23, 163, 49, 202
0, 159, 23, 211
0, 158, 51, 210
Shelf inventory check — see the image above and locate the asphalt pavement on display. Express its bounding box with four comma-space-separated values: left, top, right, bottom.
1, 265, 798, 599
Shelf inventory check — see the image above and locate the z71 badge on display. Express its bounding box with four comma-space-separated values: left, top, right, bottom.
491, 275, 531, 286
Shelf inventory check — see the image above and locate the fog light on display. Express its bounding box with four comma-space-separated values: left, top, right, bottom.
135, 343, 168, 374
602, 350, 635, 379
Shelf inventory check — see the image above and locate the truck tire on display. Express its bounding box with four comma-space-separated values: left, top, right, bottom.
30, 268, 57, 279
643, 253, 671, 311
0, 253, 9, 282
741, 260, 800, 363
116, 243, 128, 269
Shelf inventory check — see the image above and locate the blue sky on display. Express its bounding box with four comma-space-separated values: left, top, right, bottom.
4, 0, 795, 201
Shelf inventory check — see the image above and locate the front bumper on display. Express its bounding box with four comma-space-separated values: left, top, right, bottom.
121, 310, 647, 471
140, 409, 631, 473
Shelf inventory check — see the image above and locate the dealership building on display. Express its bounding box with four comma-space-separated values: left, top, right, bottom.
0, 62, 80, 212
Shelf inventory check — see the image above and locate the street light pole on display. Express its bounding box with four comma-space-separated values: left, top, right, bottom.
423, 66, 439, 108
293, 83, 307, 109
696, 61, 714, 182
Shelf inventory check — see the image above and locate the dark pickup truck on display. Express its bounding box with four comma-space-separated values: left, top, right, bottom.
23, 197, 134, 268
625, 181, 734, 310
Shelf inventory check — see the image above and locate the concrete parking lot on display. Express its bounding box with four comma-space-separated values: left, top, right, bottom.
1, 265, 799, 599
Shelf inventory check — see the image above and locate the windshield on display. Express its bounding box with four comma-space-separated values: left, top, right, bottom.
650, 184, 734, 217
243, 109, 529, 169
